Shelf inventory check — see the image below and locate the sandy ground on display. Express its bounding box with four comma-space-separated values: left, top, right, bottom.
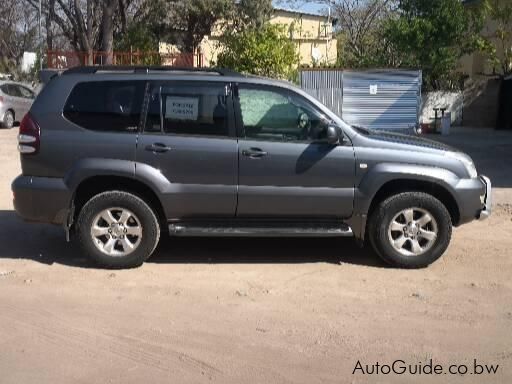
0, 127, 511, 384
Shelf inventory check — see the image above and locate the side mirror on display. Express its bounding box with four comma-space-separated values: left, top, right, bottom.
326, 125, 342, 145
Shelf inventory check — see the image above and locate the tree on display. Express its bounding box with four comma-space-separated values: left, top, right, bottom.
153, 0, 233, 53
483, 0, 512, 76
0, 0, 37, 74
216, 24, 299, 79
383, 0, 485, 90
332, 0, 397, 68
277, 0, 397, 68
25, 0, 134, 64
232, 0, 273, 30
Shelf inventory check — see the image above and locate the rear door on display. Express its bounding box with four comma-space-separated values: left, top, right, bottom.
15, 85, 35, 119
235, 84, 356, 219
136, 81, 238, 220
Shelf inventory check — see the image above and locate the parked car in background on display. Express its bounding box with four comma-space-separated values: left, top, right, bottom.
0, 81, 36, 128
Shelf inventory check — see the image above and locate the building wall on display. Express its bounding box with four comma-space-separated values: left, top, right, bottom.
160, 9, 337, 68
459, 15, 511, 76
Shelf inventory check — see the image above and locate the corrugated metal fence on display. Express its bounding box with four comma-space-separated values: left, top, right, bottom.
300, 70, 344, 117
300, 69, 422, 131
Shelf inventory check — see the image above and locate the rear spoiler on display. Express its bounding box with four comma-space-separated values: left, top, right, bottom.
39, 69, 62, 85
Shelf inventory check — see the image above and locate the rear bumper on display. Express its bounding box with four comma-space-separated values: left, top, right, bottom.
12, 175, 72, 225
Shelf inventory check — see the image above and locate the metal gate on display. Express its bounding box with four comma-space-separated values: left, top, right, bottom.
300, 69, 422, 131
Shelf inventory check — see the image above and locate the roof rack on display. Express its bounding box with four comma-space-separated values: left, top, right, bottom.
63, 66, 243, 77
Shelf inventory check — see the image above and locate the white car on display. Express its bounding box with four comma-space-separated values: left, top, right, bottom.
0, 81, 36, 128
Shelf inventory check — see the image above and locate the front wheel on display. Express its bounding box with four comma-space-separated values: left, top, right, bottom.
368, 192, 452, 268
76, 191, 161, 268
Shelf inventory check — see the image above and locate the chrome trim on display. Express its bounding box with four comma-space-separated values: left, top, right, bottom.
17, 145, 36, 154
18, 134, 37, 144
478, 176, 492, 221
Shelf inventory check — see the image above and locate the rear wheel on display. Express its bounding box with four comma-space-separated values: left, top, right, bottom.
76, 191, 160, 268
368, 192, 452, 268
2, 110, 14, 128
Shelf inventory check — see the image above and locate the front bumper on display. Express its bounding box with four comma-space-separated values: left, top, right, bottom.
478, 175, 492, 221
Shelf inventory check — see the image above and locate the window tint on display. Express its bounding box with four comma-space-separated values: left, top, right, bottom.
145, 86, 162, 133
0, 85, 8, 95
145, 82, 229, 137
64, 81, 145, 132
238, 86, 330, 142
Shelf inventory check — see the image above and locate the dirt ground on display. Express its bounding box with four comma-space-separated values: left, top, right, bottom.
0, 127, 511, 384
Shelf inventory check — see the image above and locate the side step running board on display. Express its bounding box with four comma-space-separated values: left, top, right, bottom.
168, 223, 353, 237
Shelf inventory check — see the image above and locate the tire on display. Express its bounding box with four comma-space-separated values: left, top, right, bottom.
368, 192, 452, 269
2, 110, 14, 128
76, 191, 161, 268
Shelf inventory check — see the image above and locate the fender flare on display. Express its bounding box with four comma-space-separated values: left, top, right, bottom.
349, 163, 461, 241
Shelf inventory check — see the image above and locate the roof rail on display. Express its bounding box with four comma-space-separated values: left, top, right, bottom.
63, 66, 243, 77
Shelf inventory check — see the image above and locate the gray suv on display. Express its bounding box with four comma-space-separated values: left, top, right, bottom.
12, 66, 491, 269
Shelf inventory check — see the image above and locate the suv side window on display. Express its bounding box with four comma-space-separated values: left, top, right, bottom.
64, 81, 145, 133
237, 85, 330, 142
145, 82, 229, 137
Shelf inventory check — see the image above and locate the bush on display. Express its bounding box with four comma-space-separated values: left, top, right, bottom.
216, 24, 298, 79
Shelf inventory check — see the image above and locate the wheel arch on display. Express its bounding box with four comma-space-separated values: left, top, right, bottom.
71, 175, 166, 229
366, 179, 460, 228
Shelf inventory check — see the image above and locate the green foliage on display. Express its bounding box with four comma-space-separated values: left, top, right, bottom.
135, 0, 233, 53
481, 0, 512, 76
172, 0, 234, 52
216, 24, 299, 80
231, 0, 273, 30
383, 0, 485, 90
115, 23, 159, 53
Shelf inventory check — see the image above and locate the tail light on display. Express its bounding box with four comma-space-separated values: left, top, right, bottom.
18, 113, 40, 155
0, 96, 3, 103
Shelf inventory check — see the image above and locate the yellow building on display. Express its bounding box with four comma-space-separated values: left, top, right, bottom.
459, 0, 512, 77
160, 7, 338, 68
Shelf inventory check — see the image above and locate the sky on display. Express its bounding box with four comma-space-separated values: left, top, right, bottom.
273, 1, 328, 16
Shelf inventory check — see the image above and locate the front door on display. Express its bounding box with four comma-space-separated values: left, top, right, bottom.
235, 84, 355, 219
136, 81, 238, 220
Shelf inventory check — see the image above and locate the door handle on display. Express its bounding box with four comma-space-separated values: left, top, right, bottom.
145, 143, 171, 153
242, 148, 268, 158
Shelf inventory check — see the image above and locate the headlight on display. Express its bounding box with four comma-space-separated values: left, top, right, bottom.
445, 152, 478, 178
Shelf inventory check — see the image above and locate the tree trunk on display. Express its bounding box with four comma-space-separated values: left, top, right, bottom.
101, 0, 118, 65
46, 0, 55, 51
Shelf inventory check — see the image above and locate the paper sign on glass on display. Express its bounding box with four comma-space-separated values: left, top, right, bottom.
166, 97, 199, 121
369, 85, 378, 95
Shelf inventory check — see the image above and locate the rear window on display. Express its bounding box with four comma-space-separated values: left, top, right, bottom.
63, 81, 145, 132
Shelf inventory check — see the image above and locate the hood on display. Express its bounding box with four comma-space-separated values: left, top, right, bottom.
356, 128, 458, 153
